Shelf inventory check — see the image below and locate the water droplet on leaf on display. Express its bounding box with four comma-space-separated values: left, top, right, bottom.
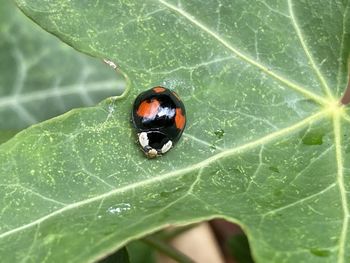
107, 203, 131, 215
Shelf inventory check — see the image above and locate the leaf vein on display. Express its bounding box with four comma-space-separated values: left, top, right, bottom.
262, 183, 336, 217
0, 184, 67, 206
288, 0, 333, 99
157, 0, 327, 105
183, 133, 224, 151
0, 80, 124, 108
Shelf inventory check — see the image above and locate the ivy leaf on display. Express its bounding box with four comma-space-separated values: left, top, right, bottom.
1, 1, 350, 262
0, 130, 18, 144
98, 247, 130, 263
0, 0, 124, 131
228, 234, 254, 263
127, 241, 157, 263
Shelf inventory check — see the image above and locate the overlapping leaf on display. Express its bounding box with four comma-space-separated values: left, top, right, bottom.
0, 0, 124, 131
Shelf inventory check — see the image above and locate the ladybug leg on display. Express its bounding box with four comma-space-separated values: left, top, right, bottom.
143, 145, 152, 153
143, 146, 158, 158
160, 140, 172, 154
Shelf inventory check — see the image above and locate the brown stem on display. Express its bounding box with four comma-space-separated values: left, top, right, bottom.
341, 73, 350, 105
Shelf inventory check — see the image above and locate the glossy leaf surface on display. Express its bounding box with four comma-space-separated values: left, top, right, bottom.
1, 1, 350, 262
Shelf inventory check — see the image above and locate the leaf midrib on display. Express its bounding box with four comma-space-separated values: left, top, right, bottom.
287, 0, 333, 99
334, 113, 348, 263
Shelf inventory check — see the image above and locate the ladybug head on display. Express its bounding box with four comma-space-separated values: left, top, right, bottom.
138, 131, 172, 158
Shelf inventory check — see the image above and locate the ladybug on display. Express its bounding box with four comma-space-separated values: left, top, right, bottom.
132, 86, 186, 158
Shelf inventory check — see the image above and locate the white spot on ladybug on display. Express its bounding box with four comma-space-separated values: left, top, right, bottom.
157, 107, 175, 118
161, 140, 172, 154
139, 132, 149, 148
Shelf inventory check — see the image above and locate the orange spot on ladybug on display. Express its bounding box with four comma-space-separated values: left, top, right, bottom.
175, 108, 186, 130
137, 99, 160, 118
153, 86, 166, 93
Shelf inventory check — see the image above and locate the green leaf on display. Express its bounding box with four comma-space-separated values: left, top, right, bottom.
228, 234, 254, 263
0, 130, 19, 144
98, 247, 130, 263
127, 241, 157, 263
0, 0, 124, 131
2, 1, 350, 262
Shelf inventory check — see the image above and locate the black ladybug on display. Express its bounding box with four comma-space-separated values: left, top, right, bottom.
131, 86, 186, 158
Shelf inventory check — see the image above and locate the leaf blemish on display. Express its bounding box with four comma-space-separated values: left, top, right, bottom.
273, 189, 283, 197
309, 248, 331, 257
301, 129, 325, 146
210, 129, 225, 150
269, 166, 280, 173
214, 129, 225, 139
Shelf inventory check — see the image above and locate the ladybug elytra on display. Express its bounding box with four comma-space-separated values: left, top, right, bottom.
131, 86, 186, 158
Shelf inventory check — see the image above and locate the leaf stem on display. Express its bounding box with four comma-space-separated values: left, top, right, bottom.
142, 236, 195, 263
341, 72, 350, 105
